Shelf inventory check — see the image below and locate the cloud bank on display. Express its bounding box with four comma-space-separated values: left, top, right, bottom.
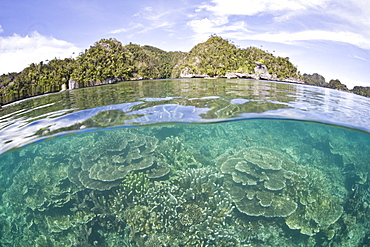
0, 31, 81, 74
189, 0, 370, 50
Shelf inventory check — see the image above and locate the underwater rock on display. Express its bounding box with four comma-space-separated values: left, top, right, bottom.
285, 197, 343, 236
67, 131, 168, 191
0, 153, 92, 246
77, 170, 121, 191
236, 194, 297, 217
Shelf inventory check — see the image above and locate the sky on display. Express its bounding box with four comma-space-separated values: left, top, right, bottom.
1, 0, 369, 88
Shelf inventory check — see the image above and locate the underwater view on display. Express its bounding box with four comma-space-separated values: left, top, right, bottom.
0, 79, 370, 246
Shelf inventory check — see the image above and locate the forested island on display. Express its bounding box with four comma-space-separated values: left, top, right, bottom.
1, 36, 369, 105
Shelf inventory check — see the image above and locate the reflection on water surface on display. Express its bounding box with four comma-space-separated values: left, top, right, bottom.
1, 79, 370, 154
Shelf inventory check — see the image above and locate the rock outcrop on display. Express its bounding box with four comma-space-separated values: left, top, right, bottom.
180, 67, 208, 78
254, 62, 272, 80
68, 79, 79, 89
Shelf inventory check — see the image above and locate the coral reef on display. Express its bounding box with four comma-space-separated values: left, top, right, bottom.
329, 131, 370, 185
2, 156, 73, 212
109, 171, 151, 218
67, 131, 169, 190
217, 146, 303, 218
283, 164, 344, 237
157, 136, 204, 174
118, 168, 238, 246
1, 121, 370, 246
217, 146, 344, 236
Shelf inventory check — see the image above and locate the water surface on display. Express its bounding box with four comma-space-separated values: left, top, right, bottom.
0, 79, 369, 246
2, 79, 370, 154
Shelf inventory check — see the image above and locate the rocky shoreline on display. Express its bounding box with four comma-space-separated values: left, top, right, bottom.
179, 62, 305, 84
66, 62, 304, 91
67, 72, 304, 91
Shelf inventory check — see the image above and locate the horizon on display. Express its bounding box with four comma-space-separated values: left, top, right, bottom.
1, 0, 370, 89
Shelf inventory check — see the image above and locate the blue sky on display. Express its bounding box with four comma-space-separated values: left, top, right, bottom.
0, 0, 369, 88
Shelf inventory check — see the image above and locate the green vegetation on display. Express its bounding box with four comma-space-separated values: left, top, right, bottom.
352, 86, 370, 97
0, 58, 74, 103
303, 73, 326, 87
172, 36, 299, 78
0, 38, 185, 104
70, 39, 185, 87
327, 79, 349, 91
173, 35, 242, 77
303, 73, 370, 96
303, 73, 349, 91
1, 36, 369, 105
70, 39, 132, 87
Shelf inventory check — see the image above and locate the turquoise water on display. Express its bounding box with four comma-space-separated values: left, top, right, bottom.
0, 79, 370, 246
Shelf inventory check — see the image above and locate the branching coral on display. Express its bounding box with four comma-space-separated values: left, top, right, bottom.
121, 168, 238, 246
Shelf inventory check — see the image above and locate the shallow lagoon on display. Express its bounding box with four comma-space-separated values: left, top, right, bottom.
0, 79, 369, 246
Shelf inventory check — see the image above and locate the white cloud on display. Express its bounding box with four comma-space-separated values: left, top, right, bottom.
133, 6, 153, 17
243, 30, 370, 50
137, 22, 172, 34
109, 23, 144, 34
0, 31, 80, 74
133, 5, 171, 21
188, 18, 370, 50
333, 0, 370, 25
200, 0, 329, 16
327, 0, 370, 38
190, 0, 370, 51
188, 16, 249, 42
110, 5, 179, 38
188, 16, 228, 33
144, 6, 153, 12
0, 25, 3, 33
353, 55, 369, 62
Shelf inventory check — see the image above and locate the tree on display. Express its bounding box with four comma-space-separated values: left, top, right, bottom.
327, 79, 348, 91
352, 86, 370, 97
303, 73, 326, 86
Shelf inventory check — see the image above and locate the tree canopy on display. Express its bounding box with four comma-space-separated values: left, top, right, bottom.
1, 36, 367, 105
303, 73, 326, 87
352, 86, 370, 97
172, 35, 299, 79
327, 79, 349, 91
